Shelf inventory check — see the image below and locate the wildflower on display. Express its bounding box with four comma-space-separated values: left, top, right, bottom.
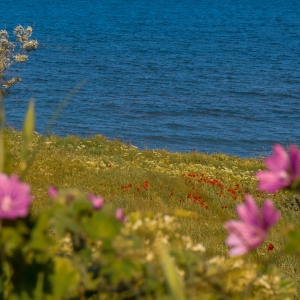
0, 174, 33, 219
88, 194, 104, 210
14, 54, 28, 63
66, 194, 74, 202
267, 244, 274, 251
116, 208, 126, 222
256, 144, 300, 193
48, 186, 58, 198
224, 195, 280, 256
22, 40, 38, 51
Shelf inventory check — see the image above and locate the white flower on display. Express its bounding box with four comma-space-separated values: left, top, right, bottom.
146, 252, 154, 261
191, 243, 206, 252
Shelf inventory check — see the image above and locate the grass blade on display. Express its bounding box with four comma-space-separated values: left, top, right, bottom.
20, 99, 35, 178
0, 94, 4, 173
158, 244, 186, 300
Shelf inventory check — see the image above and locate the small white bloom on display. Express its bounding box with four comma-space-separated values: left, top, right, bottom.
146, 252, 154, 261
163, 215, 173, 224
191, 243, 206, 252
132, 219, 143, 230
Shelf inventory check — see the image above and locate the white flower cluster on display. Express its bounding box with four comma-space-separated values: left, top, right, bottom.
14, 25, 33, 42
22, 40, 38, 52
0, 25, 38, 95
14, 54, 28, 62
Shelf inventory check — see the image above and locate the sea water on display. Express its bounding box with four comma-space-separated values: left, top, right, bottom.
1, 0, 300, 157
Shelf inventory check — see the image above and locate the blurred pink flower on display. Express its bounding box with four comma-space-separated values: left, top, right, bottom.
256, 144, 300, 193
48, 186, 58, 198
88, 194, 104, 210
224, 195, 280, 256
115, 208, 126, 222
0, 174, 33, 219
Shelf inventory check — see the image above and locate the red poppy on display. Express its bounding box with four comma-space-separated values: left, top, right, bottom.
267, 244, 274, 251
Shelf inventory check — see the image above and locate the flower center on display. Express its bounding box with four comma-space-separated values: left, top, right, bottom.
1, 195, 13, 212
278, 171, 289, 182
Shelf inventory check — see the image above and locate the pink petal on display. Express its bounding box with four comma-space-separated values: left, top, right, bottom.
48, 186, 58, 198
236, 195, 259, 226
224, 221, 267, 256
256, 171, 289, 193
88, 194, 104, 210
228, 243, 249, 256
289, 145, 300, 179
265, 144, 289, 172
226, 232, 249, 256
116, 208, 126, 222
261, 199, 281, 229
0, 174, 33, 219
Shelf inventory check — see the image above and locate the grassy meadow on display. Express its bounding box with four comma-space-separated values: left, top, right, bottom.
4, 127, 300, 297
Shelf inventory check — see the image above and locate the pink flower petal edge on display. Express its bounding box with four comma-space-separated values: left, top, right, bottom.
48, 186, 58, 198
224, 195, 280, 256
115, 208, 126, 222
88, 193, 104, 210
236, 195, 259, 226
0, 173, 33, 220
256, 144, 300, 193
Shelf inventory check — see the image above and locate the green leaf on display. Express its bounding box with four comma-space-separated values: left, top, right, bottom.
158, 245, 186, 300
71, 197, 93, 215
32, 272, 44, 300
23, 212, 56, 254
53, 211, 81, 235
20, 100, 35, 177
50, 257, 79, 298
107, 260, 136, 285
81, 210, 121, 241
285, 229, 300, 254
1, 227, 24, 256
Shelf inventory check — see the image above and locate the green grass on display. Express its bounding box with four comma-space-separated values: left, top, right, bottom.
4, 127, 300, 296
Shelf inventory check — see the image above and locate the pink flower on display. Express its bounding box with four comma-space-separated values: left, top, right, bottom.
256, 144, 300, 193
115, 208, 126, 222
48, 186, 58, 198
0, 174, 33, 219
224, 195, 280, 256
88, 194, 104, 210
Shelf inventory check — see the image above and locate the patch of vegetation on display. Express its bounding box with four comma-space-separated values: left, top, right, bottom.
4, 127, 300, 298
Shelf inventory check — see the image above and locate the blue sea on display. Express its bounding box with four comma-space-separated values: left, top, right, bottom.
1, 0, 300, 157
